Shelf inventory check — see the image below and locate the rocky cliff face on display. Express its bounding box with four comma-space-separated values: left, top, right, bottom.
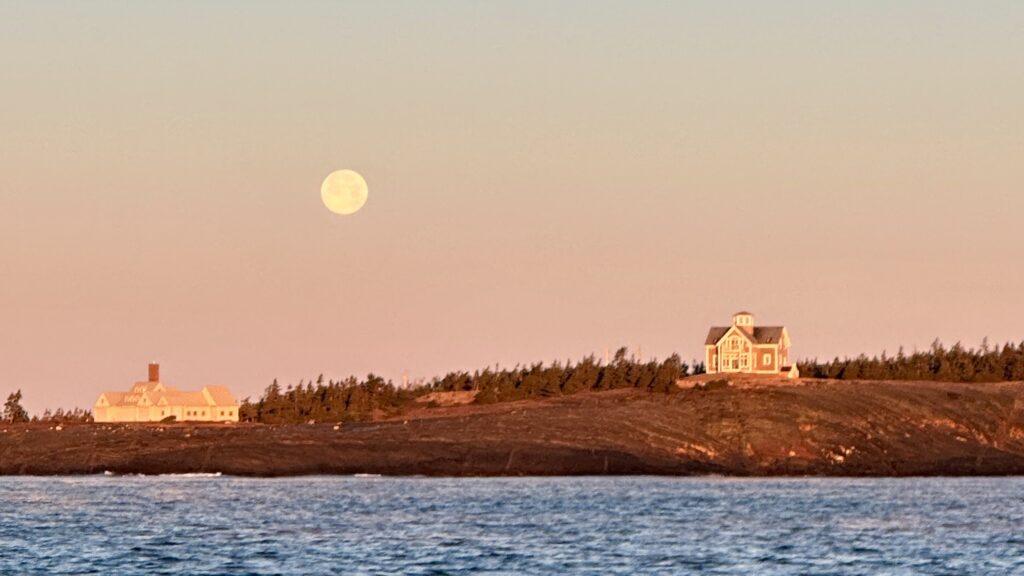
3, 380, 1024, 476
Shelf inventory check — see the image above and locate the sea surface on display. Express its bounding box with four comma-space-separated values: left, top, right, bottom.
1, 476, 1023, 575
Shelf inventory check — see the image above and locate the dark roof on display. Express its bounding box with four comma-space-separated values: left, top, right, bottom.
706, 326, 786, 345
705, 327, 730, 345
733, 311, 753, 316
753, 326, 785, 344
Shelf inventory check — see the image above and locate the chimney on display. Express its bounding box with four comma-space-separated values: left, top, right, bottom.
148, 362, 160, 383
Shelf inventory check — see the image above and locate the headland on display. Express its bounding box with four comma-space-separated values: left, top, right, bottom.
4, 378, 1024, 477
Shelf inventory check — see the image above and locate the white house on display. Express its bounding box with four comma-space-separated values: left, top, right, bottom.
94, 363, 240, 423
705, 312, 798, 378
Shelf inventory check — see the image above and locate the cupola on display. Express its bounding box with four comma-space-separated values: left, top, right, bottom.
732, 311, 754, 333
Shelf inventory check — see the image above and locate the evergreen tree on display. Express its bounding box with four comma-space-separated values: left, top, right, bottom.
799, 338, 1024, 383
3, 390, 30, 423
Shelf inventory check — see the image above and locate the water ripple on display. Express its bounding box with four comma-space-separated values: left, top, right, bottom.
2, 476, 1024, 574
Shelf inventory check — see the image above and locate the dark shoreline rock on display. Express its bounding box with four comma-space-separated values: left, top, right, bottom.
4, 381, 1024, 477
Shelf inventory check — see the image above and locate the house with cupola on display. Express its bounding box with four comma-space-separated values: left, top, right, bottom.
705, 312, 798, 378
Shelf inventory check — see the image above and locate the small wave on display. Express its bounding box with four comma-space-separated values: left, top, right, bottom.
102, 471, 141, 477
353, 473, 382, 478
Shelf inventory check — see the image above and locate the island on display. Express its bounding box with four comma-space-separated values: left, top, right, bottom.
4, 378, 1024, 477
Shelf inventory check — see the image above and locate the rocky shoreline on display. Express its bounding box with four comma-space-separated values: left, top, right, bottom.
4, 380, 1024, 477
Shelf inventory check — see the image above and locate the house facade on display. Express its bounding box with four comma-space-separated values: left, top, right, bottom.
93, 363, 240, 423
705, 312, 798, 378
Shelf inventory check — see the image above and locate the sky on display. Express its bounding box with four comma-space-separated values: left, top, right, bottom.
1, 1, 1022, 413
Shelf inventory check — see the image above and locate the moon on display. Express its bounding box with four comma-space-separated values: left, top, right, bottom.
320, 169, 368, 215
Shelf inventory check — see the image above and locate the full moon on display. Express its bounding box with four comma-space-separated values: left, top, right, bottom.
320, 169, 368, 215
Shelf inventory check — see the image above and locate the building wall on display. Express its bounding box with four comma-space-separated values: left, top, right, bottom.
94, 405, 148, 423
716, 332, 752, 372
213, 407, 239, 421
754, 345, 778, 371
705, 335, 788, 375
706, 346, 718, 373
93, 404, 240, 423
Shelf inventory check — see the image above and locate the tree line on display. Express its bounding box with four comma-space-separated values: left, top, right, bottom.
435, 349, 691, 403
239, 348, 695, 424
8, 339, 1024, 426
799, 339, 1024, 382
238, 374, 408, 424
1, 389, 93, 424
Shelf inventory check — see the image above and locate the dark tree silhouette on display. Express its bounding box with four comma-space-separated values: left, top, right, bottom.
3, 390, 30, 423
238, 349, 692, 423
799, 339, 1024, 383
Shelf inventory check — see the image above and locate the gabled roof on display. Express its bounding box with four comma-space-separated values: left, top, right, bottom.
96, 383, 237, 408
752, 326, 785, 344
175, 391, 209, 406
706, 326, 787, 346
97, 392, 126, 406
202, 386, 238, 406
705, 327, 731, 345
131, 381, 175, 394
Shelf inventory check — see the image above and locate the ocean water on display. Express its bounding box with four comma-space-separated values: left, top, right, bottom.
1, 476, 1023, 575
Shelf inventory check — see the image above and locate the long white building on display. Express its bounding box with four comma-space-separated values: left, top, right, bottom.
93, 363, 240, 423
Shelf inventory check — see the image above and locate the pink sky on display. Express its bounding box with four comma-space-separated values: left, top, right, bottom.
2, 2, 1022, 413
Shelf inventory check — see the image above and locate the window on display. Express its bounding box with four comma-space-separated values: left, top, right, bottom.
220, 411, 224, 416
763, 353, 772, 365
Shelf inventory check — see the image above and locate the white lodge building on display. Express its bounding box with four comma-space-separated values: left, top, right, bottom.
705, 312, 799, 378
94, 364, 240, 423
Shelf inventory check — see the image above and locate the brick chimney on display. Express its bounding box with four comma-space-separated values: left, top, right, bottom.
148, 362, 160, 383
